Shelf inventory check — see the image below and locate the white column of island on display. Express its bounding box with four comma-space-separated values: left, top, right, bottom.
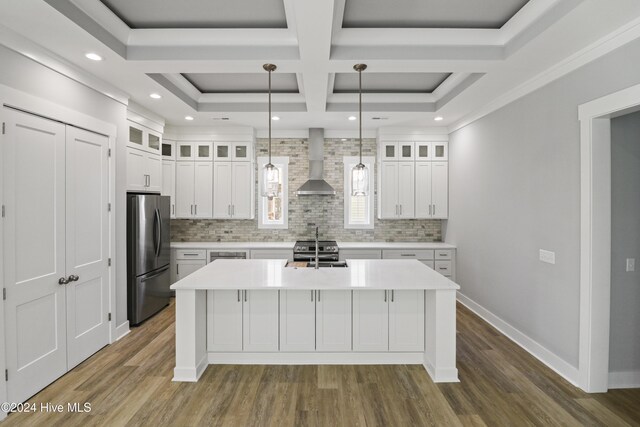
171, 259, 460, 383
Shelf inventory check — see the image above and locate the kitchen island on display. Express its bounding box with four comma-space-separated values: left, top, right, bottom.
170, 259, 460, 384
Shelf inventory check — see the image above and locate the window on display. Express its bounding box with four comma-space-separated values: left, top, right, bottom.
258, 156, 289, 229
344, 156, 375, 229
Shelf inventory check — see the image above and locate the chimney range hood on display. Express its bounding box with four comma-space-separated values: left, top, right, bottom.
296, 128, 336, 196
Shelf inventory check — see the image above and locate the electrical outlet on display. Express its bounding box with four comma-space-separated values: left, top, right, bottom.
626, 258, 635, 272
539, 249, 556, 265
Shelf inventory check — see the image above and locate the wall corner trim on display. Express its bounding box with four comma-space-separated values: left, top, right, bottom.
115, 321, 131, 341
456, 291, 580, 387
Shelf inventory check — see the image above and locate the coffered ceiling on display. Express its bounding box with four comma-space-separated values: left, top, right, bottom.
1, 0, 640, 132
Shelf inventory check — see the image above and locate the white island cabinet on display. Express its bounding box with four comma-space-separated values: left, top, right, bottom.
171, 259, 459, 384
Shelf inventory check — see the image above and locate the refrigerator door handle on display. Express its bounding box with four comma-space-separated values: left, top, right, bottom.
154, 209, 162, 257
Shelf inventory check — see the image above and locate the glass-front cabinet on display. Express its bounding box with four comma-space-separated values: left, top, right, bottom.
177, 142, 213, 161
127, 120, 161, 154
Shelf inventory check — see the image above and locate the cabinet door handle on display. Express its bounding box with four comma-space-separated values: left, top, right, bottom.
400, 254, 416, 257
190, 205, 193, 215
317, 290, 320, 301
172, 204, 175, 215
432, 204, 436, 216
428, 204, 431, 216
391, 290, 394, 302
232, 205, 235, 216
311, 290, 314, 302
384, 290, 387, 302
195, 205, 197, 215
58, 277, 69, 285
400, 205, 402, 215
147, 175, 151, 187
244, 290, 247, 302
176, 265, 179, 275
228, 205, 231, 216
237, 290, 240, 302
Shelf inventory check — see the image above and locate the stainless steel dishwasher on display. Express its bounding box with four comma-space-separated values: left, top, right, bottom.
209, 251, 248, 262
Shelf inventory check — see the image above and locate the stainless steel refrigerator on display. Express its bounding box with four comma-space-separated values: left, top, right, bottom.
127, 194, 171, 326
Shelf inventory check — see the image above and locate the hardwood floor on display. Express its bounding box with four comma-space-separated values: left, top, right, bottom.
4, 300, 639, 426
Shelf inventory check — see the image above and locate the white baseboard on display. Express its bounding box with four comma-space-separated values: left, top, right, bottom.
457, 292, 580, 386
423, 360, 460, 383
207, 352, 424, 365
115, 321, 130, 341
609, 370, 640, 389
173, 354, 208, 382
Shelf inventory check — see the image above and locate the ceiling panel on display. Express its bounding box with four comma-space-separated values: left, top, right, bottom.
100, 0, 287, 29
183, 73, 299, 93
342, 0, 530, 29
333, 72, 451, 93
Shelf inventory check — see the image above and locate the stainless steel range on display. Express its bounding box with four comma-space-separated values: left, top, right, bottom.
293, 239, 339, 263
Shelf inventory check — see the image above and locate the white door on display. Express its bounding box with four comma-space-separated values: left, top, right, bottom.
207, 290, 243, 351
379, 162, 398, 218
175, 161, 194, 218
389, 290, 424, 352
145, 153, 162, 193
193, 162, 213, 218
126, 147, 146, 191
213, 162, 232, 219
176, 260, 206, 281
279, 290, 315, 352
431, 162, 448, 219
316, 290, 352, 352
3, 109, 68, 403
353, 290, 389, 352
242, 290, 279, 352
397, 161, 415, 218
64, 126, 110, 369
161, 160, 176, 218
231, 162, 252, 219
415, 162, 432, 219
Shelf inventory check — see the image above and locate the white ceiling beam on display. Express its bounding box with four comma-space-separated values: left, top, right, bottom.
328, 93, 437, 104
327, 59, 496, 73
199, 93, 305, 104
289, 0, 334, 113
334, 28, 502, 46
127, 29, 297, 47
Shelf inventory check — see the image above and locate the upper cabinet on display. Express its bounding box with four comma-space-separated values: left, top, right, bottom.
378, 137, 448, 220
177, 141, 213, 161
162, 139, 176, 160
126, 120, 163, 192
212, 139, 255, 219
214, 142, 252, 162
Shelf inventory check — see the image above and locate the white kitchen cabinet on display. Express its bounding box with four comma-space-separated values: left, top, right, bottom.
176, 259, 206, 281
175, 161, 213, 218
353, 290, 389, 351
380, 141, 415, 161
380, 141, 399, 161
126, 147, 161, 193
280, 290, 316, 352
389, 290, 424, 352
339, 249, 382, 260
379, 161, 414, 219
232, 142, 252, 161
127, 121, 161, 155
416, 161, 448, 219
415, 142, 448, 161
177, 141, 213, 161
213, 162, 254, 219
315, 290, 352, 352
162, 139, 176, 160
162, 160, 176, 218
250, 249, 293, 261
243, 290, 280, 352
207, 290, 243, 352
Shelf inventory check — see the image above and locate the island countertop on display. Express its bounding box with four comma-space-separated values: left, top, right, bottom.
170, 259, 460, 291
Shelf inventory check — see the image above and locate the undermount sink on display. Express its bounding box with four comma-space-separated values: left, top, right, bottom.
286, 261, 348, 268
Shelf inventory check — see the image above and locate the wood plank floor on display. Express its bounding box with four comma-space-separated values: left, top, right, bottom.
4, 300, 639, 426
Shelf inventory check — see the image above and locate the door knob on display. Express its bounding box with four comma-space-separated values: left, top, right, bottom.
58, 277, 69, 285
68, 275, 79, 282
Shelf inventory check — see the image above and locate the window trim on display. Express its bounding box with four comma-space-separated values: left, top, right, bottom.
344, 156, 375, 229
258, 156, 289, 229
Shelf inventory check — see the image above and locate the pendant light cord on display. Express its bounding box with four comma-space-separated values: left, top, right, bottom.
268, 68, 272, 165
359, 68, 362, 165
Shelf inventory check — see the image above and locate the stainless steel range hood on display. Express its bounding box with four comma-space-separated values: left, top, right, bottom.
297, 128, 336, 196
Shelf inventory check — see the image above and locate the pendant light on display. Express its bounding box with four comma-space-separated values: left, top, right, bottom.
351, 63, 369, 196
262, 63, 280, 199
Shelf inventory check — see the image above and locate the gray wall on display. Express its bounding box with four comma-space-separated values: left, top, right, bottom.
0, 46, 130, 328
446, 38, 640, 367
610, 111, 640, 373
172, 138, 442, 242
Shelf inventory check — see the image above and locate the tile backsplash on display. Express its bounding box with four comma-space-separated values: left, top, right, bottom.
171, 138, 442, 242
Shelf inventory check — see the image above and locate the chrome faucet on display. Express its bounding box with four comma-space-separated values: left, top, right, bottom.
315, 226, 319, 269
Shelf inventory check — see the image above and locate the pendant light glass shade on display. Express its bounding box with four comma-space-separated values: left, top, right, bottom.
351, 63, 368, 197
351, 163, 369, 196
262, 162, 280, 199
262, 63, 280, 199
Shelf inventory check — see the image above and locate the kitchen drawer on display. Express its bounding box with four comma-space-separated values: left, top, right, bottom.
420, 260, 435, 269
176, 249, 206, 260
339, 249, 382, 260
383, 249, 434, 260
434, 250, 452, 260
434, 260, 452, 276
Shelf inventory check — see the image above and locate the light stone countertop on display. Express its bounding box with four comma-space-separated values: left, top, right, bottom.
170, 259, 460, 291
170, 241, 456, 250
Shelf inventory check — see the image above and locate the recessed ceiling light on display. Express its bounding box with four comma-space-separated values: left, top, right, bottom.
85, 53, 102, 61
185, 116, 194, 121
341, 138, 347, 141
434, 116, 444, 121
348, 116, 357, 121
149, 93, 162, 99
272, 116, 280, 121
